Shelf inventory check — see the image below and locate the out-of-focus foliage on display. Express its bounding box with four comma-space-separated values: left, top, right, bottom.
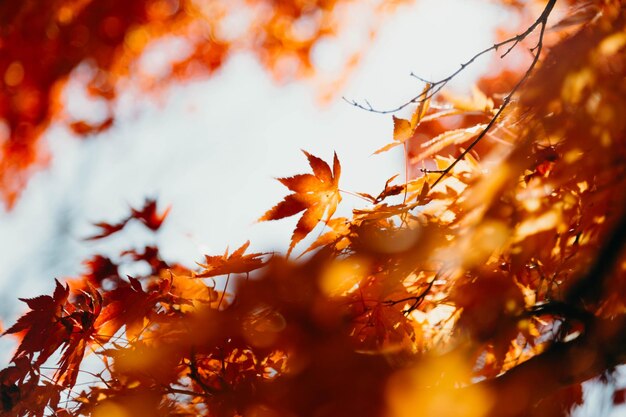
3, 0, 626, 416
0, 0, 404, 208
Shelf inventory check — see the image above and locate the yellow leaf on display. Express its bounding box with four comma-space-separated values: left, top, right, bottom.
440, 85, 493, 113
599, 32, 626, 56
374, 84, 431, 155
413, 124, 487, 163
513, 209, 562, 242
393, 116, 413, 142
410, 83, 431, 128
374, 141, 403, 155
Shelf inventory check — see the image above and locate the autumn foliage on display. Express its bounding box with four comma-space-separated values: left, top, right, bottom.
0, 0, 398, 208
3, 0, 626, 416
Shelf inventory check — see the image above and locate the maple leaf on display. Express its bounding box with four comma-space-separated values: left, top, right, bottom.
85, 220, 127, 240
411, 123, 488, 163
122, 246, 169, 273
130, 198, 171, 231
3, 281, 104, 390
374, 84, 431, 155
95, 277, 167, 341
405, 176, 431, 205
440, 85, 494, 113
83, 255, 119, 285
69, 118, 114, 136
3, 280, 70, 366
347, 273, 418, 353
352, 203, 410, 223
85, 198, 170, 240
197, 241, 267, 278
66, 255, 121, 294
301, 217, 352, 255
55, 286, 103, 388
372, 175, 405, 204
165, 270, 219, 312
5, 381, 63, 417
260, 151, 342, 255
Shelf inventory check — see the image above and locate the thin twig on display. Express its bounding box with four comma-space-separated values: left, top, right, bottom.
343, 0, 557, 115
345, 0, 557, 193
382, 274, 437, 315
429, 0, 554, 190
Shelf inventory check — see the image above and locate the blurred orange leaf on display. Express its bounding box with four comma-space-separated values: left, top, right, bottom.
86, 198, 170, 240
197, 241, 267, 278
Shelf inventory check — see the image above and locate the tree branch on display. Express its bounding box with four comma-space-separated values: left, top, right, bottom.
346, 0, 557, 193
343, 0, 557, 115
476, 204, 626, 415
429, 1, 555, 190
523, 300, 594, 325
479, 315, 626, 417
565, 204, 626, 307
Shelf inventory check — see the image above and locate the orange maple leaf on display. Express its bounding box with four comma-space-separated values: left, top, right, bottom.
197, 241, 267, 278
69, 117, 114, 136
374, 84, 431, 155
260, 151, 342, 255
301, 217, 351, 256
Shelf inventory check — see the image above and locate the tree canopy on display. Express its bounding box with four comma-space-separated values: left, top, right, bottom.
0, 0, 399, 207
2, 0, 626, 416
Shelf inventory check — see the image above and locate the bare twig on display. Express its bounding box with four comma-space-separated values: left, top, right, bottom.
383, 274, 437, 315
344, 0, 556, 115
345, 0, 557, 192
429, 0, 555, 190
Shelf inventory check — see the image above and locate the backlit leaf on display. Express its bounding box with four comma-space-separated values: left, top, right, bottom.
197, 241, 267, 278
260, 151, 342, 255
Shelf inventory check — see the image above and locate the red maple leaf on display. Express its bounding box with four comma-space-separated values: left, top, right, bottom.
85, 198, 170, 240
2, 281, 104, 389
85, 221, 127, 240
95, 277, 168, 341
131, 198, 171, 231
55, 285, 102, 388
3, 280, 70, 366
